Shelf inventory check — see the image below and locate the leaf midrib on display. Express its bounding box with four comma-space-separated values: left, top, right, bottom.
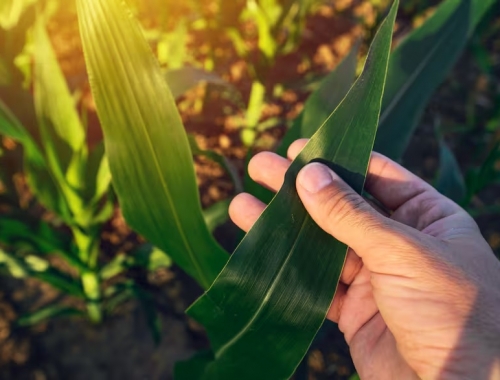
214, 214, 310, 359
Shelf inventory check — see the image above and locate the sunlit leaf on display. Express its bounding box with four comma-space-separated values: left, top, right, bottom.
77, 0, 228, 289
185, 2, 398, 378
33, 18, 87, 202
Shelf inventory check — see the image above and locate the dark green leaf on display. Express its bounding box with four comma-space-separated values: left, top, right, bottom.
77, 0, 228, 289
186, 2, 397, 378
435, 138, 466, 203
375, 0, 497, 160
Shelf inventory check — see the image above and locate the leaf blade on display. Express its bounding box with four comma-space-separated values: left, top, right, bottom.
77, 0, 228, 289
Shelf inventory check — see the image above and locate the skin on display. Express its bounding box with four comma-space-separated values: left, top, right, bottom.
229, 139, 500, 380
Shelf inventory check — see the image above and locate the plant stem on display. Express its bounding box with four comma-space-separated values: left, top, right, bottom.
243, 80, 266, 146
82, 271, 102, 323
72, 226, 103, 323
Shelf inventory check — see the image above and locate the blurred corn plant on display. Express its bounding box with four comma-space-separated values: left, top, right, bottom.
228, 0, 325, 145
0, 13, 172, 331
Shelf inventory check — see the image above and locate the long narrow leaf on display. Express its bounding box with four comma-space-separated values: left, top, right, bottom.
77, 0, 228, 289
186, 2, 398, 379
375, 0, 497, 160
33, 19, 87, 201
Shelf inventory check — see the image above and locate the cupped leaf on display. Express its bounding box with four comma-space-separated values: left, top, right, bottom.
77, 0, 228, 289
186, 2, 398, 379
375, 0, 497, 160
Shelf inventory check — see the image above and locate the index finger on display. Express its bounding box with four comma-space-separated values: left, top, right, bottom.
287, 139, 435, 211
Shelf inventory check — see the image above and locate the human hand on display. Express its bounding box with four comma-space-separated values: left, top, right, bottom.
229, 139, 500, 380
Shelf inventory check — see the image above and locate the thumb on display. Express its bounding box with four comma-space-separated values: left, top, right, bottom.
296, 162, 412, 257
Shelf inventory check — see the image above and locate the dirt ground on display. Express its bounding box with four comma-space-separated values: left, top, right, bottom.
0, 1, 499, 379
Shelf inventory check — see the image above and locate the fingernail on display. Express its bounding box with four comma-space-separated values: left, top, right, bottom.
297, 163, 337, 193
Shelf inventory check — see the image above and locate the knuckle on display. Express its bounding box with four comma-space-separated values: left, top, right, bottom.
322, 186, 370, 227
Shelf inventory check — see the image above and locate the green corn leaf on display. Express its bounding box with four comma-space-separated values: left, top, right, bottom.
435, 138, 466, 203
0, 99, 70, 218
17, 304, 82, 327
185, 2, 398, 379
375, 0, 497, 160
76, 0, 228, 289
33, 18, 87, 207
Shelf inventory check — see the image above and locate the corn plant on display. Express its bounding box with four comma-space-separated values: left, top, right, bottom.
0, 13, 174, 330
